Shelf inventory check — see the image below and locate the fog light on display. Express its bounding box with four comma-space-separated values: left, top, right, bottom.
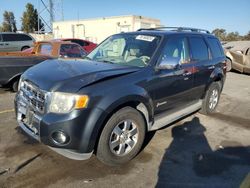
51, 131, 69, 145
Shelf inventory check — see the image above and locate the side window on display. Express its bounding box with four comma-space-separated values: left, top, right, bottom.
60, 44, 86, 58
207, 38, 224, 58
160, 37, 190, 64
2, 34, 16, 42
189, 37, 209, 61
18, 34, 32, 41
38, 44, 52, 55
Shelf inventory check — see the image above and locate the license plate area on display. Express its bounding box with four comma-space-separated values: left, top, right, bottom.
18, 101, 40, 136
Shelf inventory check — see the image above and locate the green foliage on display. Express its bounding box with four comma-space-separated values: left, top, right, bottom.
243, 31, 250, 40
1, 11, 17, 32
212, 28, 227, 41
212, 28, 250, 41
21, 3, 44, 33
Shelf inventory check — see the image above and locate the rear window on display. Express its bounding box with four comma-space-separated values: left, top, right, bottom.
60, 44, 86, 58
207, 38, 224, 58
189, 36, 209, 61
2, 34, 32, 42
38, 44, 52, 55
65, 39, 89, 47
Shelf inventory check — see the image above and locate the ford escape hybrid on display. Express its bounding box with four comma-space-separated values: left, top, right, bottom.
15, 27, 227, 165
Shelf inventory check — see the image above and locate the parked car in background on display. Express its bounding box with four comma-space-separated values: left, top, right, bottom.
23, 38, 97, 54
225, 47, 250, 74
60, 38, 97, 53
0, 32, 35, 52
15, 27, 227, 165
0, 40, 87, 91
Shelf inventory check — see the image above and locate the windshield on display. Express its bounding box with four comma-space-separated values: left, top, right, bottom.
87, 34, 161, 67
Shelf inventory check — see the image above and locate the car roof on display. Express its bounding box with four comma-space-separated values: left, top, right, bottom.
0, 32, 30, 35
118, 27, 216, 38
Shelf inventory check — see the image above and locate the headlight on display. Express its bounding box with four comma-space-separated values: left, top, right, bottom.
49, 92, 89, 114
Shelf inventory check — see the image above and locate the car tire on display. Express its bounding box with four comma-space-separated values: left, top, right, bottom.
200, 82, 221, 115
12, 79, 19, 92
96, 107, 146, 166
21, 46, 30, 51
226, 58, 232, 72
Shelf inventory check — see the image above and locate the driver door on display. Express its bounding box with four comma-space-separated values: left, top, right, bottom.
152, 36, 195, 115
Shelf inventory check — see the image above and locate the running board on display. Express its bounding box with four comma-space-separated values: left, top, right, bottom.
149, 100, 202, 131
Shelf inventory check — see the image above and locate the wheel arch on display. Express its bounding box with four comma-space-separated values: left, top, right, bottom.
90, 97, 152, 153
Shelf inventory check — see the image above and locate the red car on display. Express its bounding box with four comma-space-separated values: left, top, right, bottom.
23, 39, 97, 54
62, 39, 97, 53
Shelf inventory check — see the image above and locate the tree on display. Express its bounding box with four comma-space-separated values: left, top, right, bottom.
226, 32, 242, 41
9, 12, 17, 32
1, 11, 17, 32
212, 28, 227, 41
21, 3, 44, 33
243, 31, 250, 40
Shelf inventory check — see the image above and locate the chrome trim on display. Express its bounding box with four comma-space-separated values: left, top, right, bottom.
19, 80, 48, 114
49, 147, 93, 160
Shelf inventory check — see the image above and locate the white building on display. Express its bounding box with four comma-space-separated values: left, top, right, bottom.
53, 15, 161, 43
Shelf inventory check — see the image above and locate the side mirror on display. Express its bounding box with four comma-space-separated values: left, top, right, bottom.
157, 57, 180, 70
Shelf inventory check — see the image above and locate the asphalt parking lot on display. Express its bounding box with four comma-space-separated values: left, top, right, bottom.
0, 72, 249, 188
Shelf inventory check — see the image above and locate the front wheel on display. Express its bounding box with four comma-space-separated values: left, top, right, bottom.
200, 82, 221, 115
96, 107, 146, 166
12, 79, 19, 92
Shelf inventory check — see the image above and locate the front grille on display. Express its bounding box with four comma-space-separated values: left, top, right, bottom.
20, 81, 47, 113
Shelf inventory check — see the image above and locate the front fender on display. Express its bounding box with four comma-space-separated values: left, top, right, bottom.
79, 85, 154, 152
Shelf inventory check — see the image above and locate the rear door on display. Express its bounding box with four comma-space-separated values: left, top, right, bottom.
2, 33, 19, 51
152, 36, 195, 115
188, 35, 214, 100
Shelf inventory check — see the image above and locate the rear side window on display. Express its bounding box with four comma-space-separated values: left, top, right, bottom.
207, 38, 224, 58
67, 39, 89, 47
16, 34, 33, 41
189, 36, 209, 61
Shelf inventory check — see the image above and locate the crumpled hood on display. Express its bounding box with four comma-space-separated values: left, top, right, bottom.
22, 59, 140, 92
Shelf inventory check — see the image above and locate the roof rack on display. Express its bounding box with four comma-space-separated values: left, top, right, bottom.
137, 27, 210, 34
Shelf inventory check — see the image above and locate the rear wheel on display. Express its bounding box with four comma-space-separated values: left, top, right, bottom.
97, 107, 146, 166
200, 82, 221, 115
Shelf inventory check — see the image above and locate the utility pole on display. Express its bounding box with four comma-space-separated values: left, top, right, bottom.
37, 0, 63, 33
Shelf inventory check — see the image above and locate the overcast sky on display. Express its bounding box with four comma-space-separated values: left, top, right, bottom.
0, 0, 249, 35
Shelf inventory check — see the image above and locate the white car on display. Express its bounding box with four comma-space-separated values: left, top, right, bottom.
0, 32, 35, 52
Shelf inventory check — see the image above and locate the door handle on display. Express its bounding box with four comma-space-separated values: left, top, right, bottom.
5, 43, 9, 45
208, 65, 215, 70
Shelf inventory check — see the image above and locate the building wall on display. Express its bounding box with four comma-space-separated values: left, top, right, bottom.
53, 15, 161, 43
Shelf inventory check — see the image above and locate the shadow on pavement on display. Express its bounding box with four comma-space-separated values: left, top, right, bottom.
156, 117, 250, 188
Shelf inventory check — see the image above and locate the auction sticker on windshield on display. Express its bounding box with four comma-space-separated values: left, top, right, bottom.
136, 35, 156, 42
